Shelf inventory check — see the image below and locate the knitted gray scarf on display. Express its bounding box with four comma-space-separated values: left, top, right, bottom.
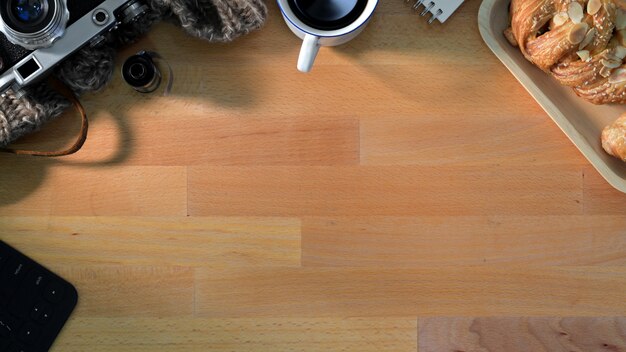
0, 0, 267, 147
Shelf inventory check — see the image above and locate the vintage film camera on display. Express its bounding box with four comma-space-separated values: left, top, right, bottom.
0, 0, 148, 94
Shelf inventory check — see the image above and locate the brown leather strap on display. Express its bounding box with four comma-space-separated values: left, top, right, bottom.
1, 78, 88, 157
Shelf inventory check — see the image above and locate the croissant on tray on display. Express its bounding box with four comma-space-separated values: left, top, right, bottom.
506, 0, 626, 161
602, 112, 626, 160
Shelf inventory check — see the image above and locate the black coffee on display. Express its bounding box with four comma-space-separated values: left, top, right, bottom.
288, 0, 368, 30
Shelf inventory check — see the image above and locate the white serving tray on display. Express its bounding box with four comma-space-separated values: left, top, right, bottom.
479, 0, 626, 193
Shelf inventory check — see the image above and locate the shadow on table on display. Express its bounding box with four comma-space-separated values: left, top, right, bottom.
333, 0, 486, 96
0, 103, 135, 207
0, 21, 263, 208
0, 1, 478, 207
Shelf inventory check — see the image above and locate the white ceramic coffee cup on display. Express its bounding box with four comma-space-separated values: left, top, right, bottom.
277, 0, 378, 73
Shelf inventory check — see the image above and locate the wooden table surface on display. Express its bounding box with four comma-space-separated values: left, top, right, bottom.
2, 1, 626, 351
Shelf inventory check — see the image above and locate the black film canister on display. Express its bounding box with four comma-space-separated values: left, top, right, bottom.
122, 52, 162, 93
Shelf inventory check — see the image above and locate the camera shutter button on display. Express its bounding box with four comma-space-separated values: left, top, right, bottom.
92, 9, 110, 26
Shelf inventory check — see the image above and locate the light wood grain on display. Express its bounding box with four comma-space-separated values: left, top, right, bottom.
194, 267, 626, 317
53, 265, 194, 317
0, 217, 301, 267
22, 114, 361, 166
188, 165, 582, 216
360, 115, 586, 167
302, 216, 626, 266
53, 317, 417, 352
584, 166, 626, 214
0, 161, 187, 216
0, 0, 624, 351
419, 317, 626, 351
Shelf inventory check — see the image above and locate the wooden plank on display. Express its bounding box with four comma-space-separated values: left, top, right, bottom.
0, 217, 300, 267
583, 166, 626, 214
53, 317, 417, 352
0, 159, 187, 216
52, 265, 194, 317
360, 115, 585, 166
194, 267, 626, 318
418, 317, 626, 352
90, 64, 537, 120
59, 115, 360, 166
302, 216, 626, 267
188, 165, 582, 217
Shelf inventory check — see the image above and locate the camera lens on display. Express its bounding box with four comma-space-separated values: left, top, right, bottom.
12, 0, 45, 24
0, 0, 68, 50
6, 0, 49, 29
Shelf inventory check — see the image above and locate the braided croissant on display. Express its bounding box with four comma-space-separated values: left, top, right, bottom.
507, 0, 626, 161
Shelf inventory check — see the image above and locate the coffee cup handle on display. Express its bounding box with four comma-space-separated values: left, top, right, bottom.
297, 34, 320, 73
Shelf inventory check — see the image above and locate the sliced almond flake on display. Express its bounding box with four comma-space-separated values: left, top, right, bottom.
617, 9, 626, 30
588, 0, 602, 16
601, 65, 613, 77
577, 50, 591, 61
602, 48, 620, 61
579, 28, 597, 50
568, 2, 584, 24
602, 58, 622, 68
553, 12, 569, 27
605, 53, 621, 62
609, 68, 626, 83
615, 46, 626, 59
568, 22, 589, 44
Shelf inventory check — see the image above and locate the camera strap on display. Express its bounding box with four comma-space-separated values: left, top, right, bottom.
1, 77, 89, 157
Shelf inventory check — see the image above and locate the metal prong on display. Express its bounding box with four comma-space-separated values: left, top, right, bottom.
420, 2, 435, 16
428, 9, 443, 24
413, 0, 425, 10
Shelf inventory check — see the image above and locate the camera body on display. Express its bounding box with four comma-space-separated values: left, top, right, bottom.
0, 0, 147, 94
